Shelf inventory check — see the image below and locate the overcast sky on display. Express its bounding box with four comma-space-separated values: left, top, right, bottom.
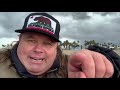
0, 12, 120, 48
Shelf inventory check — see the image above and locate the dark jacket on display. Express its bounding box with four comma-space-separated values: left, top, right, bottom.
88, 45, 120, 78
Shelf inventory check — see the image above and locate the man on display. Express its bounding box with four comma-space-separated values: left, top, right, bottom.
0, 12, 119, 78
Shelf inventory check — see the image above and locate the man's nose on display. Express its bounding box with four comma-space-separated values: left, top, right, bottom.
33, 43, 44, 53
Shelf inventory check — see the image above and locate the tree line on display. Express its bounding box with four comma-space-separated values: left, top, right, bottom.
60, 40, 120, 50
1, 40, 120, 50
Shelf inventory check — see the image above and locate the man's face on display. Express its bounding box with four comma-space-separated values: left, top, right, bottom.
17, 32, 58, 75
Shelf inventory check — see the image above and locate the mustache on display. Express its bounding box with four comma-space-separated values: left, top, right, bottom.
29, 53, 48, 59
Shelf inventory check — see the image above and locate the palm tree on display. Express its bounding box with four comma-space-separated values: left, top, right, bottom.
60, 41, 66, 49
61, 40, 70, 50
84, 40, 89, 48
72, 41, 80, 49
68, 43, 73, 50
65, 40, 69, 49
80, 45, 83, 49
1, 41, 17, 49
2, 44, 6, 47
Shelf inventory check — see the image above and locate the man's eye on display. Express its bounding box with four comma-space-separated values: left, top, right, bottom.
28, 40, 36, 43
44, 42, 52, 45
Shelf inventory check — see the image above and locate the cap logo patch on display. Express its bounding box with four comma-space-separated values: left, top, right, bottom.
27, 15, 55, 34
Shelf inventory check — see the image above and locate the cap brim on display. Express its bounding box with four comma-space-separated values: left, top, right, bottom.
15, 28, 60, 42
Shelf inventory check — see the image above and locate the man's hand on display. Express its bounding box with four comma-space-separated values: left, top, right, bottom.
68, 49, 114, 78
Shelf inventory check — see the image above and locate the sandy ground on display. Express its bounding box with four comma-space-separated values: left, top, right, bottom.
113, 49, 120, 55
63, 50, 81, 55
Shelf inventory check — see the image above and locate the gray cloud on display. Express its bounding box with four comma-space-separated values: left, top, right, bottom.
0, 12, 120, 46
53, 12, 120, 45
0, 12, 32, 38
48, 12, 90, 20
94, 12, 118, 16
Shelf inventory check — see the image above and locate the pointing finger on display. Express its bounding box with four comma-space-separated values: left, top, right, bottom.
69, 51, 95, 78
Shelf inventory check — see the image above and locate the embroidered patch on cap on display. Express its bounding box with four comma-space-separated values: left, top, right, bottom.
27, 15, 56, 34
15, 13, 60, 42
